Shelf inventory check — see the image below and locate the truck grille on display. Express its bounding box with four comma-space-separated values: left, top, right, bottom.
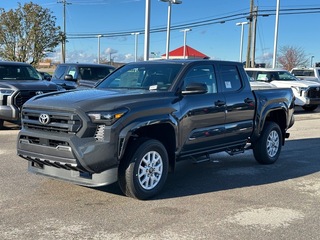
14, 90, 56, 109
307, 87, 320, 98
22, 108, 82, 134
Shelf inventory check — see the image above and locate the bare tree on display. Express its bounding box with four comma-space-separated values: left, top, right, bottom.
277, 46, 308, 71
0, 2, 63, 66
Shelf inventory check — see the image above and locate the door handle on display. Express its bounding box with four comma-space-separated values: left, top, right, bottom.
244, 98, 254, 104
215, 100, 225, 107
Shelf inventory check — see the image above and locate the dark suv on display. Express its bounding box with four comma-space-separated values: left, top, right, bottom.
51, 63, 115, 90
0, 61, 62, 128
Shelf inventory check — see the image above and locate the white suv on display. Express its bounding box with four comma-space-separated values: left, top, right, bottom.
291, 67, 320, 83
245, 68, 320, 111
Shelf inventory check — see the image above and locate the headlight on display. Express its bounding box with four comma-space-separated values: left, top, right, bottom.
291, 86, 308, 96
0, 89, 14, 96
87, 108, 128, 125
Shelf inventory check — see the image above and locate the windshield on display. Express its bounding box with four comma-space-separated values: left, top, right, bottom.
256, 71, 298, 82
0, 65, 42, 80
96, 63, 182, 91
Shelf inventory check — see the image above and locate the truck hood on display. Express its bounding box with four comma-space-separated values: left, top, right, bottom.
24, 88, 173, 111
270, 80, 320, 88
0, 80, 59, 91
250, 81, 276, 90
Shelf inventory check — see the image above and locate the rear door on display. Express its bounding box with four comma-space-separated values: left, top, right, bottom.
217, 63, 255, 144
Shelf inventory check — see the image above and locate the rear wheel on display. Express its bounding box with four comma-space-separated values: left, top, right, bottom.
302, 105, 318, 112
118, 138, 169, 200
0, 119, 4, 129
253, 122, 282, 165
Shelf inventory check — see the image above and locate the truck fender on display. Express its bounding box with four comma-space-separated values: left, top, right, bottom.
251, 102, 288, 143
117, 115, 178, 160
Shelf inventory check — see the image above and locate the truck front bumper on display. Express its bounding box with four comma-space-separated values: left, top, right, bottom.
17, 128, 119, 175
27, 161, 118, 187
0, 105, 20, 121
294, 96, 320, 106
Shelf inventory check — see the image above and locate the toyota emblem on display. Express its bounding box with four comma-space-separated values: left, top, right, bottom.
39, 113, 50, 125
36, 91, 44, 95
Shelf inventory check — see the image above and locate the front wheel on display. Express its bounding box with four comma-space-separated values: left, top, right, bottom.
253, 122, 282, 165
118, 138, 169, 200
302, 105, 318, 112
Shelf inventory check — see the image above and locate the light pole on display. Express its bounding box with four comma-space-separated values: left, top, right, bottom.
180, 28, 191, 59
272, 0, 280, 68
311, 56, 314, 67
144, 0, 150, 61
97, 35, 102, 64
160, 0, 182, 59
236, 22, 249, 63
131, 32, 140, 62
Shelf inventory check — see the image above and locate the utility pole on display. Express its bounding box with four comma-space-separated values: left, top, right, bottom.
57, 0, 71, 63
251, 6, 258, 67
246, 0, 254, 68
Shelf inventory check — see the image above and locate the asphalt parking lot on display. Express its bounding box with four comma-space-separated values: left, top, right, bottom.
0, 107, 319, 240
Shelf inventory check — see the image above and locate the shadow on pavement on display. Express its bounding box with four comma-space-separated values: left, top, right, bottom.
97, 137, 320, 200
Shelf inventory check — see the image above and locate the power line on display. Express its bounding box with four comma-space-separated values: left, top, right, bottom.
66, 7, 320, 39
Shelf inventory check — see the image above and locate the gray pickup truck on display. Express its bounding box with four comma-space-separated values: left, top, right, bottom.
51, 63, 115, 90
17, 59, 295, 199
0, 61, 61, 129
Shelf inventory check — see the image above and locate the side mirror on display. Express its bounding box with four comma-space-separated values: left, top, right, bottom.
182, 82, 208, 95
64, 74, 77, 81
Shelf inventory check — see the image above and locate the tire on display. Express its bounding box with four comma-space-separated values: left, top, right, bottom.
302, 105, 318, 112
253, 121, 282, 165
118, 138, 169, 200
0, 119, 4, 129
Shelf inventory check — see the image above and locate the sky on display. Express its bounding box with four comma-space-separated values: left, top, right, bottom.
2, 0, 320, 66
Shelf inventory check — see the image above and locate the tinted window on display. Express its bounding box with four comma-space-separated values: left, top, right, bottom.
277, 71, 297, 81
0, 65, 41, 80
183, 65, 217, 93
292, 69, 314, 77
54, 66, 68, 79
220, 65, 242, 92
67, 66, 77, 78
79, 67, 114, 81
255, 71, 297, 82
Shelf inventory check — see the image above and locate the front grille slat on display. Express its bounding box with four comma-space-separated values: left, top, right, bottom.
21, 108, 82, 134
14, 90, 57, 109
307, 87, 320, 98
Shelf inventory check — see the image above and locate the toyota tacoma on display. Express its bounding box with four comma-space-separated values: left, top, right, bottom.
17, 60, 295, 199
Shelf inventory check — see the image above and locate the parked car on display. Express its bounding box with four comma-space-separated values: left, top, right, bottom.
291, 67, 320, 83
245, 68, 320, 111
51, 63, 115, 90
38, 71, 52, 81
0, 61, 62, 129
